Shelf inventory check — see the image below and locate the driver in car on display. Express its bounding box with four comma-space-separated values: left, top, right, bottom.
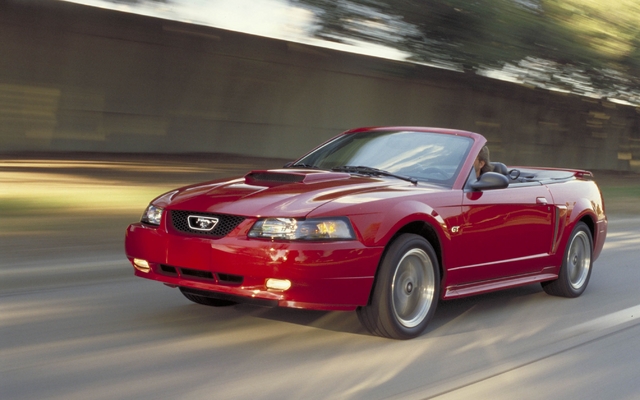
474, 145, 493, 179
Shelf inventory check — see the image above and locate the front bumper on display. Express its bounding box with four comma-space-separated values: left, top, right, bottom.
124, 222, 383, 311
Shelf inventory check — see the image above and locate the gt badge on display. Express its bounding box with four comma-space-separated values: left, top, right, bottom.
188, 215, 219, 231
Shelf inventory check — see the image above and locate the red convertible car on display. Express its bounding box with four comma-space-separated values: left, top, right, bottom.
125, 127, 607, 339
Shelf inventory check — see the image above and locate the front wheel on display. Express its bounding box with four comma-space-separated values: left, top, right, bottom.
542, 221, 593, 297
357, 234, 440, 339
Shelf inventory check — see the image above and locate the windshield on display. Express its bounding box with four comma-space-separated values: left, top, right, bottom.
294, 130, 473, 186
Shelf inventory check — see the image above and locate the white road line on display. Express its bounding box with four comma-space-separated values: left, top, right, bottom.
563, 304, 640, 336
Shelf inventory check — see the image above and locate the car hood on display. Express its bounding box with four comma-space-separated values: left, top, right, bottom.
160, 169, 441, 217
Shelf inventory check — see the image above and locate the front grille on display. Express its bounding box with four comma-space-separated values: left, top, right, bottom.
160, 265, 178, 275
158, 264, 244, 285
181, 268, 214, 280
218, 273, 243, 284
170, 210, 244, 237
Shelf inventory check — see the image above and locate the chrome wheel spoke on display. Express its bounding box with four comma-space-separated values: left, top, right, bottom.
391, 248, 435, 328
567, 231, 591, 290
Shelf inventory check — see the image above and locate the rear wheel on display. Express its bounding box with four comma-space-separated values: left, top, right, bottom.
542, 221, 593, 297
179, 287, 237, 307
357, 234, 440, 339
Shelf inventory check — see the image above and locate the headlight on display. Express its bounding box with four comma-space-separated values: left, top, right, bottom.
141, 204, 164, 226
248, 217, 355, 241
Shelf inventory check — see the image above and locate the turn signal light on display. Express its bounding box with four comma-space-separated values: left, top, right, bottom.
266, 278, 291, 291
133, 258, 150, 273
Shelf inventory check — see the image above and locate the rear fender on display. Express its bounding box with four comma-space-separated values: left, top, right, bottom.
562, 197, 605, 260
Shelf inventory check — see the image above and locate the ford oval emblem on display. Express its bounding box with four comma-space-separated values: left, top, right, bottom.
187, 215, 219, 231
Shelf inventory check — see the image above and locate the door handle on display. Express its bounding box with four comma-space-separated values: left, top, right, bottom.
536, 197, 548, 205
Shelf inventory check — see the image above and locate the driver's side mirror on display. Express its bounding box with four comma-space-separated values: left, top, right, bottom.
470, 172, 509, 191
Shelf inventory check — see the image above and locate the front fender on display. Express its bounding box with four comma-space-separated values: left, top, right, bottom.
356, 200, 453, 248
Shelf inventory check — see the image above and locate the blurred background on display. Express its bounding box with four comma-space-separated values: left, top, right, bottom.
2, 0, 640, 169
2, 3, 640, 399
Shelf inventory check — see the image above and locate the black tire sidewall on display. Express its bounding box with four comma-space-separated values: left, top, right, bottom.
557, 222, 593, 297
374, 233, 440, 339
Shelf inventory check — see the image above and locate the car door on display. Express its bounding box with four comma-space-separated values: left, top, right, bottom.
448, 181, 555, 284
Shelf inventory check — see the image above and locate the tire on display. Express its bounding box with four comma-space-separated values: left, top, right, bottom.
542, 221, 593, 297
357, 233, 440, 339
179, 288, 237, 307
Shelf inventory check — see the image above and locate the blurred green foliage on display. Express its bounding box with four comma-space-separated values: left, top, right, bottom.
294, 0, 640, 102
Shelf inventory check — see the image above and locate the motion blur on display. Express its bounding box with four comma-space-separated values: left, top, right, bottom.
2, 0, 640, 398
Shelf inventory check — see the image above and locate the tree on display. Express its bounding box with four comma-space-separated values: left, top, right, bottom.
292, 0, 640, 102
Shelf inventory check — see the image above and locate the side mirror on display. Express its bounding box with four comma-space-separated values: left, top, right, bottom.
470, 172, 509, 191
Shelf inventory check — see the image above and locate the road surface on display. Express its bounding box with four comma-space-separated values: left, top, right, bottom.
2, 156, 639, 399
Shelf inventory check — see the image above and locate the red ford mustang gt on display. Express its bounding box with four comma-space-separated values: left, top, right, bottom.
125, 127, 607, 339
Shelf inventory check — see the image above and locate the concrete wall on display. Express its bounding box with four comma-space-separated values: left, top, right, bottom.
1, 0, 640, 171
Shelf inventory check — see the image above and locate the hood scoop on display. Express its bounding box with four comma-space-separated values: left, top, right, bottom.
245, 169, 351, 185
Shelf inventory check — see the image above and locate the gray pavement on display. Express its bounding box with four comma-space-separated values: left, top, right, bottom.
1, 153, 640, 400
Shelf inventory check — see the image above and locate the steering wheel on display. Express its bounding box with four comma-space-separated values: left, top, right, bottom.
508, 169, 521, 180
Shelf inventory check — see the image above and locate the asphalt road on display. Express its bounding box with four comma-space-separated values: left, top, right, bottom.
2, 156, 640, 400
